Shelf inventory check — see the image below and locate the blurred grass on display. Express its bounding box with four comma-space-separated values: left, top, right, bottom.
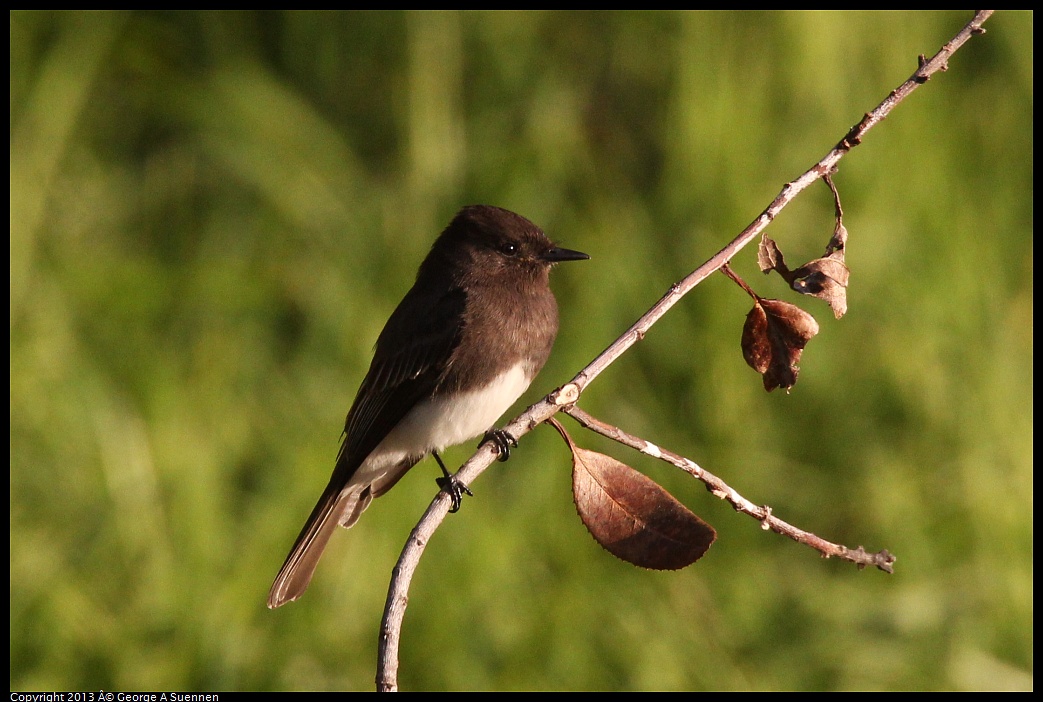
10, 10, 1032, 692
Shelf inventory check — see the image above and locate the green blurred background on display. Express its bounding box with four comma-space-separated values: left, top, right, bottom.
10, 10, 1032, 692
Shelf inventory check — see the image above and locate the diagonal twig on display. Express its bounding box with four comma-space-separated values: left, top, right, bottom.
561, 404, 895, 572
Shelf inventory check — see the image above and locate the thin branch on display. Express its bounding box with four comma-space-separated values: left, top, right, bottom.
570, 10, 992, 394
376, 11, 993, 691
561, 405, 895, 572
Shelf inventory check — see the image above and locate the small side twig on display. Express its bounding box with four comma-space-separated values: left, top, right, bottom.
561, 405, 896, 573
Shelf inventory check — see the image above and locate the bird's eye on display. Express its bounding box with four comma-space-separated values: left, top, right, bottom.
499, 242, 518, 256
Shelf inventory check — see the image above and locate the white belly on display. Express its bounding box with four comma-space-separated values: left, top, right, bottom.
353, 363, 531, 483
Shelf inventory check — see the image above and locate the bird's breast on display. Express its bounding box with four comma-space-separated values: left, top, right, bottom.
378, 362, 532, 458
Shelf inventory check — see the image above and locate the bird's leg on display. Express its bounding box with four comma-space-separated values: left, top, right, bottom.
433, 451, 473, 513
481, 428, 518, 462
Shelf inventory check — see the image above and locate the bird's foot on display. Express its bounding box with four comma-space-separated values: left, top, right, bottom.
482, 428, 518, 462
433, 451, 473, 513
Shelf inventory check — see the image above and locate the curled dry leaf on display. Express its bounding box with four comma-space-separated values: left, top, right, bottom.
741, 298, 820, 392
758, 235, 791, 277
571, 445, 716, 570
791, 256, 849, 318
757, 228, 850, 318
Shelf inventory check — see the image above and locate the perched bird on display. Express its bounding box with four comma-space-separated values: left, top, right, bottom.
268, 205, 588, 608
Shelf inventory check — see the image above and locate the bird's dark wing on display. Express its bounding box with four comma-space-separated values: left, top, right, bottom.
331, 284, 467, 484
268, 285, 467, 608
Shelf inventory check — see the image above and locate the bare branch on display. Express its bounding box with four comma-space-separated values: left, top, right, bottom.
561, 405, 896, 572
376, 11, 993, 690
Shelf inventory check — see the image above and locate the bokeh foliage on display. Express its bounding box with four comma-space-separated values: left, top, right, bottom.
10, 10, 1032, 691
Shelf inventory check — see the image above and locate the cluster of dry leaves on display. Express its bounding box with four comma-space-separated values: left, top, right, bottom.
563, 175, 852, 570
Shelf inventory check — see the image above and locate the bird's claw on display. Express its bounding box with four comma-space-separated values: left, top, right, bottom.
433, 451, 473, 513
435, 474, 473, 513
482, 428, 518, 462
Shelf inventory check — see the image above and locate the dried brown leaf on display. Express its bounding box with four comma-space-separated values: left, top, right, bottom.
571, 446, 715, 570
786, 221, 850, 318
741, 298, 820, 392
758, 235, 792, 280
791, 256, 850, 318
761, 222, 850, 318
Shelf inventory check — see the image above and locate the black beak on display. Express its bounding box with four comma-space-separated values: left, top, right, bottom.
544, 246, 590, 263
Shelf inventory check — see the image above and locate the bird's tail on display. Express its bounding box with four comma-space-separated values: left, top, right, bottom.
267, 482, 372, 608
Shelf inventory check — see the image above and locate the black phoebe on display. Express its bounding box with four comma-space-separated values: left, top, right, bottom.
267, 205, 588, 608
